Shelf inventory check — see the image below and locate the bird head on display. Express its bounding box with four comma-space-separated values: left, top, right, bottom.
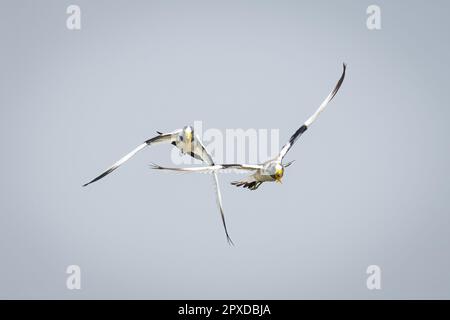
271, 163, 284, 183
182, 126, 194, 143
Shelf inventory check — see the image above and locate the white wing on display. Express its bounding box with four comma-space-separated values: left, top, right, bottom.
83, 129, 181, 186
193, 135, 234, 244
150, 163, 262, 173
191, 135, 215, 165
278, 63, 346, 161
212, 172, 234, 245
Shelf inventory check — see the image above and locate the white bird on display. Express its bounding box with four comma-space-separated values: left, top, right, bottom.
151, 63, 346, 190
83, 125, 234, 245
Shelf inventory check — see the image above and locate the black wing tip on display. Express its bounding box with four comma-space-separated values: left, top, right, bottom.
149, 162, 163, 170
328, 62, 347, 100
340, 63, 347, 79
342, 63, 347, 77
227, 236, 235, 246
81, 168, 116, 187
284, 159, 296, 168
82, 178, 98, 187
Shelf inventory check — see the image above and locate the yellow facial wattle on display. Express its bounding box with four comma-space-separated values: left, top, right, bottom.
275, 166, 284, 183
185, 130, 193, 142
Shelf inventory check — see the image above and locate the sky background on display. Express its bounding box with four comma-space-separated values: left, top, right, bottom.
0, 0, 449, 299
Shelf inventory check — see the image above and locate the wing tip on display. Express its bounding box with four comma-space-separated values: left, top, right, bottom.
341, 63, 347, 79
329, 62, 347, 99
231, 180, 262, 190
149, 162, 163, 170
82, 180, 94, 187
342, 63, 347, 77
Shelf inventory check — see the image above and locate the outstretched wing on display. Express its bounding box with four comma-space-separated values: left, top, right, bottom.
175, 135, 235, 245
211, 172, 234, 245
83, 130, 181, 186
150, 163, 262, 173
191, 135, 215, 165
231, 175, 263, 190
278, 63, 346, 161
193, 135, 235, 245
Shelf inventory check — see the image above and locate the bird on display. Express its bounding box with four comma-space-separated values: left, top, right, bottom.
83, 125, 234, 245
150, 63, 346, 190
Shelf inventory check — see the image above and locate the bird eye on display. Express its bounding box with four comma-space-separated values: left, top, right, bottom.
179, 136, 183, 141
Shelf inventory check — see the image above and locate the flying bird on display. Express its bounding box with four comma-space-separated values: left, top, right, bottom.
83, 125, 234, 245
150, 63, 346, 190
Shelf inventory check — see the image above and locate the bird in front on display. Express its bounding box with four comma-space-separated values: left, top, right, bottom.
150, 63, 346, 190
